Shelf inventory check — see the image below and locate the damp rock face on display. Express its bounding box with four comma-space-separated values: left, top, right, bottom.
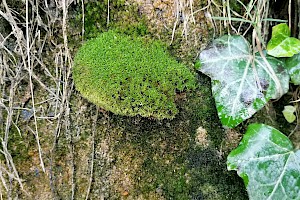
73, 30, 196, 120
82, 88, 249, 200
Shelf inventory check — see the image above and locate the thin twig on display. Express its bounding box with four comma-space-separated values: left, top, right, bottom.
107, 0, 110, 26
81, 0, 85, 40
288, 0, 292, 30
85, 107, 98, 200
170, 0, 180, 44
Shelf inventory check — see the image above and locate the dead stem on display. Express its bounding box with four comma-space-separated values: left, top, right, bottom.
85, 107, 98, 200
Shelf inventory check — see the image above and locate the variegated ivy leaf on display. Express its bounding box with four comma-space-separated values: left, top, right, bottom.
227, 124, 300, 200
267, 23, 300, 57
285, 53, 300, 85
199, 35, 289, 128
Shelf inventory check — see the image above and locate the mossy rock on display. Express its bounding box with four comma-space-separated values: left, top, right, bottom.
73, 31, 196, 119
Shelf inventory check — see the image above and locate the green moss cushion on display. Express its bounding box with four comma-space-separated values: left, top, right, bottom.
73, 31, 196, 119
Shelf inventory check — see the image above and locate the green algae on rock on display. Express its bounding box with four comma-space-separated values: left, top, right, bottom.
73, 31, 196, 119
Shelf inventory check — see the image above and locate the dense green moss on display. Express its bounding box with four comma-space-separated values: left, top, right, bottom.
73, 31, 196, 119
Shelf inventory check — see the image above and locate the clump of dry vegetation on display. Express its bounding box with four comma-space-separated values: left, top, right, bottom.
0, 0, 74, 197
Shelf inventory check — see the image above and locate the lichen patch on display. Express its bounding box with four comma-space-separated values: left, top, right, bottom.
195, 126, 210, 148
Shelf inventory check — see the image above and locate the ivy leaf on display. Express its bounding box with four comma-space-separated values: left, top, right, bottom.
267, 23, 300, 57
282, 105, 296, 123
285, 53, 300, 85
199, 35, 289, 128
227, 124, 300, 200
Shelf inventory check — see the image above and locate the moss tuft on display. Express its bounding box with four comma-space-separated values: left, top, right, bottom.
73, 31, 196, 119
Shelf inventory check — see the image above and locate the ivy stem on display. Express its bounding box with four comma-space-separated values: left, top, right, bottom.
253, 29, 284, 98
